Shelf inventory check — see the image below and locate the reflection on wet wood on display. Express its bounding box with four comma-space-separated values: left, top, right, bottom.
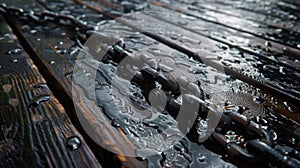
1, 1, 145, 167
0, 0, 300, 167
0, 17, 100, 168
79, 0, 300, 121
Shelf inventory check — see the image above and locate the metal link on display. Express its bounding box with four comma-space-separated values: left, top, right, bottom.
0, 3, 7, 13
212, 112, 274, 164
104, 33, 299, 166
247, 140, 300, 168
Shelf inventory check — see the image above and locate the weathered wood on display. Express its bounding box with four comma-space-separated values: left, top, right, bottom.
1, 0, 300, 167
1, 0, 240, 167
149, 0, 300, 49
175, 0, 300, 33
0, 0, 147, 167
78, 0, 300, 122
207, 0, 300, 28
37, 0, 300, 164
0, 16, 101, 168
2, 2, 237, 168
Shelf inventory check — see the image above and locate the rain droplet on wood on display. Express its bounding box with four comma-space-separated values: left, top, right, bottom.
66, 136, 82, 151
8, 48, 22, 55
198, 153, 206, 162
3, 84, 12, 93
9, 98, 19, 107
265, 41, 272, 47
27, 94, 50, 108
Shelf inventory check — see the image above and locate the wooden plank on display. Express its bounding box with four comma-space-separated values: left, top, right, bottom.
2, 0, 300, 167
54, 0, 299, 165
177, 0, 300, 33
55, 2, 297, 147
78, 0, 300, 120
0, 16, 101, 168
1, 0, 238, 167
1, 0, 147, 167
209, 0, 300, 23
149, 0, 300, 49
143, 6, 300, 95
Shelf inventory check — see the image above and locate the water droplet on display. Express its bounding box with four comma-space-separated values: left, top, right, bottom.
269, 130, 277, 140
33, 83, 47, 89
225, 130, 244, 144
159, 64, 174, 72
50, 61, 55, 65
21, 25, 31, 30
197, 119, 208, 140
66, 136, 82, 151
289, 138, 296, 145
253, 96, 264, 104
283, 46, 289, 52
3, 84, 12, 93
30, 29, 37, 34
297, 44, 300, 48
279, 66, 285, 74
31, 114, 43, 122
8, 48, 22, 55
189, 66, 205, 74
170, 34, 178, 40
56, 50, 67, 54
265, 41, 272, 47
27, 94, 50, 108
178, 20, 188, 25
180, 14, 197, 21
11, 59, 18, 63
198, 153, 206, 162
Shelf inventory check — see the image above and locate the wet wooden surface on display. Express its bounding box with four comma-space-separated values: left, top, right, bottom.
0, 16, 100, 167
0, 0, 300, 167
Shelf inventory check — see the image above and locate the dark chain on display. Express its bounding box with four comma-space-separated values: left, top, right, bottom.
103, 25, 300, 168
1, 3, 299, 167
105, 39, 300, 167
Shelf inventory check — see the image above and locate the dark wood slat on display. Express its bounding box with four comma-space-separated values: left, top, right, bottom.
1, 0, 146, 167
5, 14, 144, 168
90, 0, 300, 60
177, 0, 299, 33
2, 0, 249, 167
3, 0, 237, 166
51, 0, 299, 164
144, 6, 300, 95
0, 16, 101, 168
2, 0, 300, 167
210, 0, 299, 19
78, 0, 300, 116
146, 5, 300, 64
149, 0, 300, 49
186, 1, 299, 31
83, 0, 300, 102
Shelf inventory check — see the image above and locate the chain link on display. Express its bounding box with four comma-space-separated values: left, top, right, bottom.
87, 22, 300, 167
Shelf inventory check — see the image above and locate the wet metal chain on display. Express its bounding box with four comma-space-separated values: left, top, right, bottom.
1, 1, 300, 167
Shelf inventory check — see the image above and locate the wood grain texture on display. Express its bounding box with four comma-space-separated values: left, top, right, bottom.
77, 0, 300, 122
1, 0, 145, 167
0, 17, 101, 168
1, 0, 300, 167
